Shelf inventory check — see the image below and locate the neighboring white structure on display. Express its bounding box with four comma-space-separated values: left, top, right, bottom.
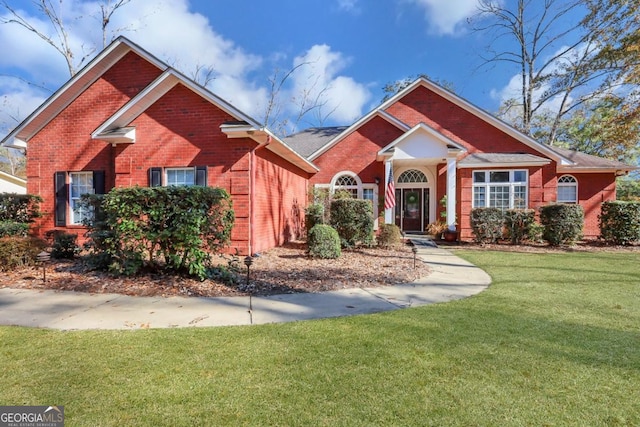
0, 171, 27, 194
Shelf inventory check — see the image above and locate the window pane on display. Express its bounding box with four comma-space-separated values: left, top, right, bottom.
363, 188, 374, 201
473, 171, 485, 183
167, 168, 195, 186
489, 186, 510, 210
514, 186, 527, 209
513, 170, 527, 182
558, 186, 577, 202
489, 171, 510, 183
70, 172, 94, 224
336, 175, 357, 186
473, 187, 486, 207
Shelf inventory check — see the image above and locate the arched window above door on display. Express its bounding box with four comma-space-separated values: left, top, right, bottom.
398, 169, 428, 183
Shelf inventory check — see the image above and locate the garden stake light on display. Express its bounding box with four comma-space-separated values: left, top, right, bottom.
412, 246, 418, 269
36, 251, 51, 282
244, 255, 253, 310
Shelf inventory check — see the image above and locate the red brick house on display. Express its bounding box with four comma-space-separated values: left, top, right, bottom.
0, 37, 317, 255
1, 37, 635, 251
284, 79, 635, 240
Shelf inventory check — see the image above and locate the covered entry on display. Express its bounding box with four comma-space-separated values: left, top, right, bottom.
394, 169, 431, 232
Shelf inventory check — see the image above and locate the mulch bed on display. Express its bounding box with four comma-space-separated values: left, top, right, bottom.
0, 241, 430, 298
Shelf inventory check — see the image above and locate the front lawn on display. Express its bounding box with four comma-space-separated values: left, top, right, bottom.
1, 250, 638, 426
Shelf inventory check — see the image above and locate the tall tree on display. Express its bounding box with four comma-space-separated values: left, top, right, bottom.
0, 0, 134, 77
470, 0, 613, 144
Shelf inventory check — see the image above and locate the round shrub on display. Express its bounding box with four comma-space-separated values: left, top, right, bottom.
377, 223, 402, 248
307, 224, 341, 259
330, 198, 374, 248
599, 201, 640, 245
305, 203, 324, 238
539, 204, 584, 246
470, 208, 505, 244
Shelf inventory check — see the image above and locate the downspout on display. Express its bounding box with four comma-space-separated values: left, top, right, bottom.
248, 135, 272, 255
249, 147, 255, 256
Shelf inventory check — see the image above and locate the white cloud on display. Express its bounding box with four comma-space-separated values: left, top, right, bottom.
289, 44, 371, 125
0, 0, 371, 137
405, 0, 480, 35
336, 0, 360, 13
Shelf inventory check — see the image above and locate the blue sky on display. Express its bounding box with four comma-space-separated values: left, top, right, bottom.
0, 0, 584, 136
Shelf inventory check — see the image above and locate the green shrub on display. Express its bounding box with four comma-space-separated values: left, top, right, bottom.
504, 209, 536, 245
330, 198, 374, 248
0, 221, 29, 237
539, 204, 584, 246
0, 194, 41, 223
599, 201, 640, 245
78, 186, 234, 280
307, 224, 341, 259
470, 208, 505, 244
50, 232, 79, 259
0, 236, 47, 271
527, 222, 545, 243
377, 223, 402, 248
305, 203, 324, 238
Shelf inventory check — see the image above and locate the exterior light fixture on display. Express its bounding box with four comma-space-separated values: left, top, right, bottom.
411, 246, 418, 269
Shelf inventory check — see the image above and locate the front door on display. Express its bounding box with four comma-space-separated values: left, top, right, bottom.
395, 188, 429, 232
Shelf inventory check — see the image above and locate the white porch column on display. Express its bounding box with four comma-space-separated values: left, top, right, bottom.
384, 160, 394, 224
446, 157, 457, 231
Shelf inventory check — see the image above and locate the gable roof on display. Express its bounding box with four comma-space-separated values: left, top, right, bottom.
295, 77, 577, 167
377, 122, 467, 160
304, 109, 410, 161
1, 37, 318, 174
1, 37, 167, 149
283, 126, 348, 158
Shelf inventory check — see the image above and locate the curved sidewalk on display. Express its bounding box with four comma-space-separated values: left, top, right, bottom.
0, 238, 491, 330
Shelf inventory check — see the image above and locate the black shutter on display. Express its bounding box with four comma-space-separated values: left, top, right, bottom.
93, 170, 106, 194
149, 167, 162, 187
54, 172, 67, 226
195, 166, 207, 186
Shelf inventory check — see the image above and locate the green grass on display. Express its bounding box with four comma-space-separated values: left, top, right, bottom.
1, 250, 639, 426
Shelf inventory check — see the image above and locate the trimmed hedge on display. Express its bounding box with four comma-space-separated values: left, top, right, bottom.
599, 201, 640, 245
377, 223, 402, 248
79, 186, 234, 280
0, 221, 29, 237
470, 208, 504, 244
0, 194, 41, 223
539, 204, 584, 246
307, 224, 341, 259
504, 209, 536, 245
0, 236, 47, 271
330, 198, 374, 248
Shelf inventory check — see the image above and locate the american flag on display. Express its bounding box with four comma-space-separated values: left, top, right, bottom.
384, 169, 396, 210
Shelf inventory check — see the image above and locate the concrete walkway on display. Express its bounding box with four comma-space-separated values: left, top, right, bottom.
0, 237, 491, 330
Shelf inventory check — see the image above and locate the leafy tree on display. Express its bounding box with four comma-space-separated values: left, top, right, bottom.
471, 0, 619, 144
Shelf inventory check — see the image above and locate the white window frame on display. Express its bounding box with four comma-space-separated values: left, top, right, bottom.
69, 171, 94, 225
472, 170, 528, 210
557, 175, 578, 203
165, 167, 196, 186
331, 171, 361, 198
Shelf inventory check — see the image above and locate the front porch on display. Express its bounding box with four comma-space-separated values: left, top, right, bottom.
379, 123, 465, 234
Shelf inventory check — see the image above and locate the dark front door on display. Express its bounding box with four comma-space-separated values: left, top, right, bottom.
395, 188, 429, 232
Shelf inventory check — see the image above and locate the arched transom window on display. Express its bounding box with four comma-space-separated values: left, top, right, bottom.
557, 175, 578, 203
398, 169, 428, 184
333, 173, 359, 198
